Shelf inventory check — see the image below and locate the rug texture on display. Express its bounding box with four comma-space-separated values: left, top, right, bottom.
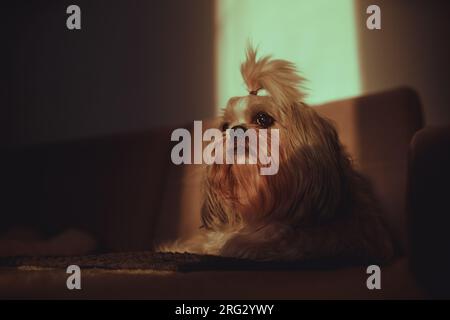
0, 251, 358, 272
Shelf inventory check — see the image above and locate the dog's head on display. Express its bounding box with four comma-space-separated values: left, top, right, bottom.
202, 47, 353, 231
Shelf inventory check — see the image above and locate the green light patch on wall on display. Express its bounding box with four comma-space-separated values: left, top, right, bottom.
215, 0, 361, 110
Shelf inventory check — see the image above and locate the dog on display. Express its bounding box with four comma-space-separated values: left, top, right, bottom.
160, 47, 394, 264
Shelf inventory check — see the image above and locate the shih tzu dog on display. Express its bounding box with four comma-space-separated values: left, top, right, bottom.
161, 47, 394, 264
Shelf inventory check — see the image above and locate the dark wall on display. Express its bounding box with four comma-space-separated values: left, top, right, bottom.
1, 0, 215, 146
355, 0, 450, 126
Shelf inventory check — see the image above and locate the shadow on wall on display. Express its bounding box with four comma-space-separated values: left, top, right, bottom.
1, 0, 215, 147
354, 0, 450, 126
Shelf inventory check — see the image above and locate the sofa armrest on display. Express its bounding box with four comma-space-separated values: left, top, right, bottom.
408, 126, 450, 298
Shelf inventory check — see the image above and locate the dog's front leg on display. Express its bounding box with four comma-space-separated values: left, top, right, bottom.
218, 223, 304, 261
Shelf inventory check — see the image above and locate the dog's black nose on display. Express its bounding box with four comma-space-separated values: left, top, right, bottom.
231, 125, 247, 132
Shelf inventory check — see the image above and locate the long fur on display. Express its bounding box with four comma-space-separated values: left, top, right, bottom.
240, 46, 305, 108
159, 47, 394, 264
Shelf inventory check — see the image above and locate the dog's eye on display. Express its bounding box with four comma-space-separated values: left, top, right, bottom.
254, 112, 274, 128
221, 122, 229, 132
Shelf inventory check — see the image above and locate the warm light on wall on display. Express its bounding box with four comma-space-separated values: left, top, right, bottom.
215, 0, 361, 110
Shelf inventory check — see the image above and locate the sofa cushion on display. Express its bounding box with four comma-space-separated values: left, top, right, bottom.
0, 257, 422, 299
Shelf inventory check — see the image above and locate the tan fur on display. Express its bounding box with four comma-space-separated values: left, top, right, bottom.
160, 47, 394, 264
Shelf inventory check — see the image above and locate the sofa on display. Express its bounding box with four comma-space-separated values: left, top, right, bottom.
1, 87, 449, 299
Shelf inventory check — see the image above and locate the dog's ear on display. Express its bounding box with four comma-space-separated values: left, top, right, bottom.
201, 184, 235, 230
240, 46, 305, 108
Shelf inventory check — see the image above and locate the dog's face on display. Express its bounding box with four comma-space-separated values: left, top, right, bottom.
219, 94, 285, 215
201, 48, 349, 231
204, 94, 309, 227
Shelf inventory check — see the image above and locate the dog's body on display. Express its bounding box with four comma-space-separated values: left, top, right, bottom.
161, 48, 394, 263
